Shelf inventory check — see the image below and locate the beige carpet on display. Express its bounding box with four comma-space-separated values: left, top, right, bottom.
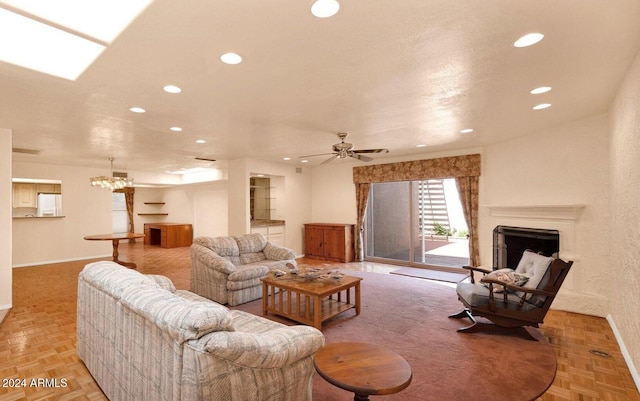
232, 270, 556, 401
390, 266, 469, 283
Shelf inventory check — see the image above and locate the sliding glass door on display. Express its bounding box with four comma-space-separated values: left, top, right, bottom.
364, 178, 469, 270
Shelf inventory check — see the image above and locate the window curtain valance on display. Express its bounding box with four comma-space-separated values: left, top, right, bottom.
352, 154, 481, 266
352, 153, 481, 184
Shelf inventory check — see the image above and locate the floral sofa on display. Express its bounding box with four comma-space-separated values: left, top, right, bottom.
77, 261, 324, 401
191, 233, 296, 306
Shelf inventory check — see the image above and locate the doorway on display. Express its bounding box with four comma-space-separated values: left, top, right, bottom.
364, 178, 469, 270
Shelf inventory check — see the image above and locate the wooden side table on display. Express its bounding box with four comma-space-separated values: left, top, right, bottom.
313, 342, 412, 401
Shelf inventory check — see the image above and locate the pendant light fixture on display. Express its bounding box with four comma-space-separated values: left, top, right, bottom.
89, 157, 134, 190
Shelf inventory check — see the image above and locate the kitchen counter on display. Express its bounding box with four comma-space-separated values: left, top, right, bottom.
13, 216, 65, 219
250, 219, 285, 227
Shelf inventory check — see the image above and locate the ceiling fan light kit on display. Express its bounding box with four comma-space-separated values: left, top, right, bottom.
300, 132, 389, 164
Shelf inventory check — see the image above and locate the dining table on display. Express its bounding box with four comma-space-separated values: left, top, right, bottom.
84, 232, 145, 269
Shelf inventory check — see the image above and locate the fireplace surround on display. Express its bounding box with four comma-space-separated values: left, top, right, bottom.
493, 225, 560, 269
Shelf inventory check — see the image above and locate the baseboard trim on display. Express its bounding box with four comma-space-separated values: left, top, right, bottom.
0, 307, 10, 328
12, 255, 111, 268
607, 314, 640, 392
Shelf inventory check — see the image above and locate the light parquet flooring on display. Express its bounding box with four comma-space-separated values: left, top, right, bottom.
1, 242, 638, 401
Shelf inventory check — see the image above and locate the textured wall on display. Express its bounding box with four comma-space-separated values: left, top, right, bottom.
481, 113, 612, 316
0, 129, 11, 309
610, 49, 640, 384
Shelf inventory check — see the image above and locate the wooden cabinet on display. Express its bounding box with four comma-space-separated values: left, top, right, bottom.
304, 223, 355, 263
12, 183, 37, 208
144, 223, 193, 248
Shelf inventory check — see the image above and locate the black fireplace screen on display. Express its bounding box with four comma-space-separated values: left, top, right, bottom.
493, 226, 559, 269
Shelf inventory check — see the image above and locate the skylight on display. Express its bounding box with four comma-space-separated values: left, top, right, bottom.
0, 0, 153, 80
0, 8, 105, 80
0, 0, 153, 43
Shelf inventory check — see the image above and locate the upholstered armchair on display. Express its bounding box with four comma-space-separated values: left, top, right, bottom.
191, 233, 297, 306
449, 250, 573, 340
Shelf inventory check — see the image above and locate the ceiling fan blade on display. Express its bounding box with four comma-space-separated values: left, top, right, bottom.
352, 148, 389, 154
321, 154, 339, 165
350, 153, 373, 162
299, 152, 336, 158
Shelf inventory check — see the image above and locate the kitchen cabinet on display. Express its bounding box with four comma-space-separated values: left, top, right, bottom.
36, 183, 61, 194
304, 223, 355, 263
12, 183, 37, 208
251, 224, 285, 246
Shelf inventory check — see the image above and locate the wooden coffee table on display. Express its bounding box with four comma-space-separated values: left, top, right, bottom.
261, 272, 361, 329
313, 342, 412, 401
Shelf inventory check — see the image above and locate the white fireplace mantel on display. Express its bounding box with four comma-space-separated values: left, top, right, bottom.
484, 204, 586, 221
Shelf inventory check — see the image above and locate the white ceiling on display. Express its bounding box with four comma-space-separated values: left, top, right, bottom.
3, 0, 640, 177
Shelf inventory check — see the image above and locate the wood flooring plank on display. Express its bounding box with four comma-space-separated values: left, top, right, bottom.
0, 242, 638, 400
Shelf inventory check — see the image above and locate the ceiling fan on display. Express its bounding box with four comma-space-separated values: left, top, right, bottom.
300, 133, 389, 164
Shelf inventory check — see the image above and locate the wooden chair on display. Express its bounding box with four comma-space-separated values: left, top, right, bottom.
449, 250, 573, 341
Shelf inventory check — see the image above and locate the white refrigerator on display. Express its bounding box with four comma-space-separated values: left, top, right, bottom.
37, 193, 62, 217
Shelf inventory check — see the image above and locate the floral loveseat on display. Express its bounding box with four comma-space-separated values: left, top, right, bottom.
191, 233, 296, 306
77, 261, 324, 401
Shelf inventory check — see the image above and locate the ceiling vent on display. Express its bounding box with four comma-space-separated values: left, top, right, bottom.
112, 171, 129, 178
195, 157, 216, 162
12, 147, 42, 155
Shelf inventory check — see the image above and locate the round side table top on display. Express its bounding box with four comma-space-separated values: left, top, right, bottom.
313, 342, 412, 398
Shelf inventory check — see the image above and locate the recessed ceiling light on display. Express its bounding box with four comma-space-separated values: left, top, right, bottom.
170, 127, 182, 132
220, 52, 242, 65
416, 144, 427, 148
129, 107, 145, 113
163, 85, 182, 93
459, 128, 474, 134
530, 86, 552, 94
283, 157, 291, 161
513, 33, 544, 48
301, 159, 309, 163
311, 0, 340, 18
0, 8, 105, 81
195, 139, 206, 144
533, 103, 552, 110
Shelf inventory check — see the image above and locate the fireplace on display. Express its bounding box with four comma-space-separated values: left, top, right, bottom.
493, 225, 559, 269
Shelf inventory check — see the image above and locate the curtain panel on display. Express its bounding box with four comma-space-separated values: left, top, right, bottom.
455, 176, 480, 266
352, 154, 481, 263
